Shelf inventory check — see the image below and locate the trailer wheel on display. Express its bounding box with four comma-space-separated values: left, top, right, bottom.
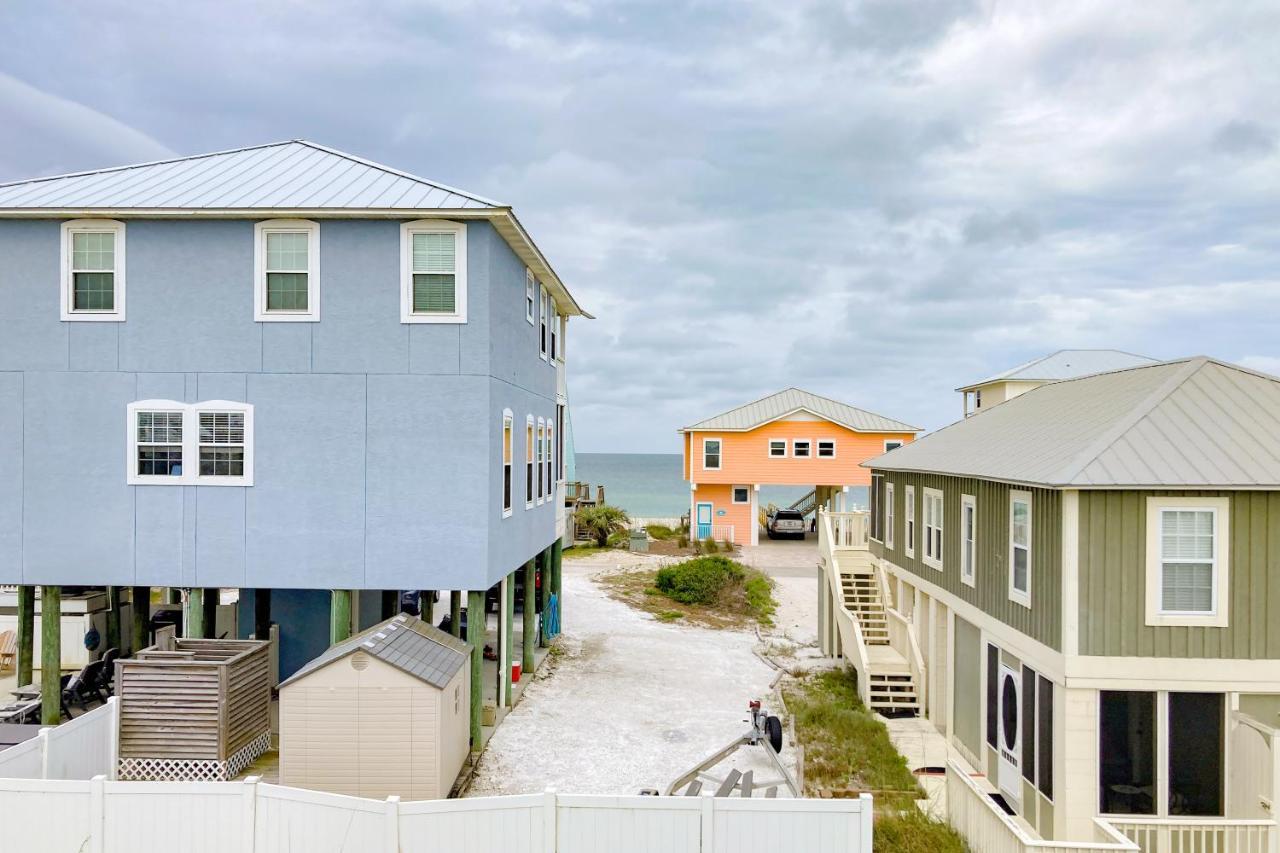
765, 715, 783, 753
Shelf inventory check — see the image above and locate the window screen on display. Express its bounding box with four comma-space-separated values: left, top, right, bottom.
411, 232, 456, 313
1160, 510, 1215, 612
1037, 675, 1053, 799
198, 411, 245, 476
265, 231, 309, 311
137, 411, 183, 476
71, 231, 116, 311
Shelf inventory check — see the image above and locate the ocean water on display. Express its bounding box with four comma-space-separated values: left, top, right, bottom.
574, 452, 854, 518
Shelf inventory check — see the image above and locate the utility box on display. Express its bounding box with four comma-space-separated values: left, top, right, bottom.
279, 613, 471, 800
630, 529, 650, 552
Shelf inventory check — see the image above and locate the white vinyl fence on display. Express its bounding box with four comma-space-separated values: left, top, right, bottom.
0, 697, 118, 781
0, 778, 874, 853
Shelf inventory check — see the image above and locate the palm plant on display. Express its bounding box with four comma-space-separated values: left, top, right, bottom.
577, 504, 630, 547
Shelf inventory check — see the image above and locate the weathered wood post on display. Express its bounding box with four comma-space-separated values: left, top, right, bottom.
16, 585, 34, 687
40, 585, 61, 725
552, 539, 563, 633
467, 589, 484, 751
502, 573, 513, 708
253, 589, 272, 640
522, 558, 536, 673
130, 586, 149, 654
381, 590, 399, 620
420, 590, 434, 624
202, 588, 218, 639
185, 588, 205, 638
330, 590, 352, 644
539, 546, 552, 648
104, 587, 120, 652
449, 590, 462, 638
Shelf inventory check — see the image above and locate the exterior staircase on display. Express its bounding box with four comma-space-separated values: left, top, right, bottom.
788, 490, 817, 516
838, 565, 920, 716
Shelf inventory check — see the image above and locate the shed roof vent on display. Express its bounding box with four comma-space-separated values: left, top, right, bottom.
351, 653, 370, 672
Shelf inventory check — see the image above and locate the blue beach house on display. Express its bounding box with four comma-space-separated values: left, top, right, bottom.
0, 141, 586, 738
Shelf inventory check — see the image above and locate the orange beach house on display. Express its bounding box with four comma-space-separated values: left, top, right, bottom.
680, 389, 919, 546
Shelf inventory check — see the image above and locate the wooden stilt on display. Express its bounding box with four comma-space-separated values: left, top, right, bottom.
106, 586, 123, 651
450, 590, 462, 638
467, 589, 484, 751
40, 586, 61, 726
185, 588, 205, 638
420, 590, 434, 624
382, 590, 399, 620
330, 590, 352, 645
16, 586, 34, 688
522, 558, 536, 673
202, 588, 218, 639
538, 547, 551, 648
552, 539, 563, 632
254, 589, 272, 640
496, 578, 506, 708
131, 587, 149, 654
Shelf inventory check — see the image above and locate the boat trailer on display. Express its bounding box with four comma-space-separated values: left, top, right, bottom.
660, 700, 800, 798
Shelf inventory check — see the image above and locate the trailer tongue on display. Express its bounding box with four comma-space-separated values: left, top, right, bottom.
661, 700, 801, 798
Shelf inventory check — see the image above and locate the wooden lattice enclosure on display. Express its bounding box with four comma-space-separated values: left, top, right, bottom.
115, 638, 271, 781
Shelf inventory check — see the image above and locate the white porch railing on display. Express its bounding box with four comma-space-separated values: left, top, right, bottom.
885, 606, 927, 711
1104, 818, 1275, 853
695, 524, 735, 544
818, 510, 873, 707
947, 760, 1140, 853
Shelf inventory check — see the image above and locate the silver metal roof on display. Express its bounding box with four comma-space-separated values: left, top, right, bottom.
956, 349, 1157, 392
871, 357, 1280, 488
280, 613, 470, 690
682, 388, 920, 434
0, 140, 501, 211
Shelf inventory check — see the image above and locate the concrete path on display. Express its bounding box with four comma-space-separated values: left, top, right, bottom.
737, 536, 820, 647
466, 550, 789, 796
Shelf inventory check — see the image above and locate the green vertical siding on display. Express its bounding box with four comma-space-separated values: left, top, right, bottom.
1078, 490, 1280, 658
871, 472, 1062, 651
953, 615, 983, 759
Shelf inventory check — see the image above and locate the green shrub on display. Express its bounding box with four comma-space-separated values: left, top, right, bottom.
577, 504, 630, 547
677, 535, 689, 548
744, 573, 777, 625
721, 538, 733, 551
873, 809, 968, 853
607, 530, 629, 548
703, 538, 718, 553
647, 524, 675, 540
654, 555, 744, 605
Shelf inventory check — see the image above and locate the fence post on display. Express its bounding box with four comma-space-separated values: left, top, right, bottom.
90, 774, 105, 853
37, 726, 52, 779
242, 776, 260, 853
384, 795, 400, 853
543, 788, 557, 853
106, 697, 119, 780
700, 793, 714, 853
859, 792, 873, 852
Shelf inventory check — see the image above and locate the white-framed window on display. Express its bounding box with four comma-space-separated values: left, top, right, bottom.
793, 439, 811, 458
923, 487, 943, 570
885, 439, 904, 452
400, 219, 467, 323
502, 410, 513, 517
550, 303, 559, 363
703, 438, 722, 470
525, 269, 536, 324
254, 219, 319, 322
545, 421, 554, 500
556, 404, 566, 482
556, 314, 566, 363
127, 400, 253, 486
61, 219, 126, 321
870, 473, 884, 542
525, 416, 535, 508
536, 419, 546, 504
732, 486, 750, 504
1009, 490, 1032, 607
904, 485, 916, 559
539, 285, 549, 360
817, 440, 836, 458
885, 483, 895, 550
1145, 496, 1230, 627
961, 494, 976, 587
768, 440, 787, 458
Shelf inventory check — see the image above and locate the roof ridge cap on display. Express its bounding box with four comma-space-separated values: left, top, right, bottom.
0, 140, 294, 190
292, 140, 504, 208
1051, 357, 1207, 485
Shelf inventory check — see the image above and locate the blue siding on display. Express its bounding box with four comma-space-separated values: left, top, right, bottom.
0, 218, 559, 590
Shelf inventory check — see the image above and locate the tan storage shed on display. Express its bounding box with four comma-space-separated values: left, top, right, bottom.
279, 613, 471, 800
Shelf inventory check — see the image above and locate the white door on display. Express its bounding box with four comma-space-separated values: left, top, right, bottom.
997, 663, 1022, 809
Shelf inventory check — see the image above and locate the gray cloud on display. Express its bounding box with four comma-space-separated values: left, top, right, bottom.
1, 0, 1278, 451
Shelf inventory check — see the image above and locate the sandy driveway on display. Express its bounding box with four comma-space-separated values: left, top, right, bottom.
467, 550, 795, 796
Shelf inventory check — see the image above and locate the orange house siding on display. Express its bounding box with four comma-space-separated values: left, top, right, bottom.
691, 484, 755, 544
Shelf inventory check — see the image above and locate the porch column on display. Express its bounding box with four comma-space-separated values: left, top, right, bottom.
184, 588, 205, 638
131, 587, 149, 653
817, 566, 827, 657
497, 576, 509, 709
202, 588, 218, 638
538, 546, 551, 648
40, 586, 61, 726
16, 585, 34, 687
551, 538, 563, 634
449, 591, 462, 638
522, 558, 536, 673
420, 590, 434, 624
504, 573, 515, 707
253, 589, 272, 640
330, 589, 352, 644
467, 589, 484, 751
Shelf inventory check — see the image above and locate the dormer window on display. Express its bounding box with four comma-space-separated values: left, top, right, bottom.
61, 220, 126, 321
255, 220, 319, 321
400, 220, 467, 323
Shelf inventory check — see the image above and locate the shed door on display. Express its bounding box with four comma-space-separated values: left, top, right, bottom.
997, 663, 1022, 809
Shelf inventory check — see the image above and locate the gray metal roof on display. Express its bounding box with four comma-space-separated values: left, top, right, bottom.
681, 388, 920, 433
956, 349, 1158, 391
0, 140, 501, 211
870, 357, 1280, 488
280, 613, 470, 690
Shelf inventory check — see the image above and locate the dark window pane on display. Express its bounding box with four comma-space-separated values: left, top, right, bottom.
413, 273, 455, 313
986, 644, 998, 748
1022, 666, 1037, 782
1100, 691, 1156, 815
266, 272, 308, 311
73, 272, 114, 310
138, 446, 182, 476
504, 465, 512, 510
199, 447, 244, 477
527, 463, 533, 502
1168, 692, 1223, 816
1038, 675, 1053, 799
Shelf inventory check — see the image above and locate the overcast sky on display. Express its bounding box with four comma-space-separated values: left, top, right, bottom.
2, 1, 1277, 452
